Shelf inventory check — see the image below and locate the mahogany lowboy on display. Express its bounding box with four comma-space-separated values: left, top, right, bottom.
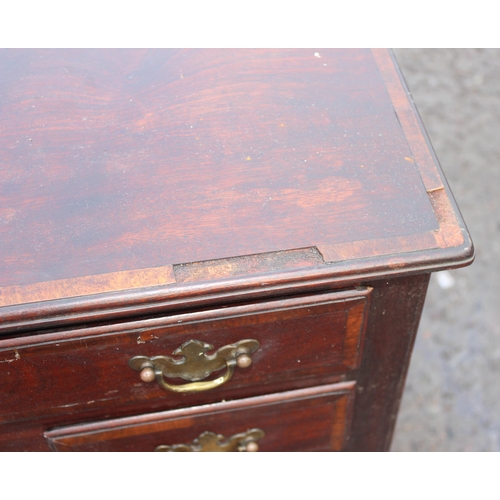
0, 49, 473, 451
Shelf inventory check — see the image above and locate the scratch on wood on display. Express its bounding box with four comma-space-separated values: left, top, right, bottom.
0, 349, 21, 363
55, 396, 119, 410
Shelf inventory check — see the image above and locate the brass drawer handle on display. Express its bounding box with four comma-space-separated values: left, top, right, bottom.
129, 339, 259, 393
154, 429, 265, 452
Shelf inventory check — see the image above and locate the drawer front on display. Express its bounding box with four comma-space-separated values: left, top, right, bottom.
0, 288, 370, 423
45, 382, 355, 451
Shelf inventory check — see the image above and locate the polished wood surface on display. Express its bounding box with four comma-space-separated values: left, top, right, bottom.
45, 382, 355, 452
347, 273, 430, 450
0, 50, 474, 452
0, 275, 425, 452
0, 49, 472, 321
0, 288, 369, 424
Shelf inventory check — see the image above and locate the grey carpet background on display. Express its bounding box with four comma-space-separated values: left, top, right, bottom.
390, 49, 500, 451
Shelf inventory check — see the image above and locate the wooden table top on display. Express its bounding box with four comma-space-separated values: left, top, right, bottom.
0, 49, 473, 329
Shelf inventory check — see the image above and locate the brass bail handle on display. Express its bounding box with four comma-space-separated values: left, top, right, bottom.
154, 429, 265, 452
129, 339, 259, 393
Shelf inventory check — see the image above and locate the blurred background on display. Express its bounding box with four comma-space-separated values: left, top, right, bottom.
390, 49, 500, 451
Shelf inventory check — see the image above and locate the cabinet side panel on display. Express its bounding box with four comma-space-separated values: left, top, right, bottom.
347, 274, 430, 451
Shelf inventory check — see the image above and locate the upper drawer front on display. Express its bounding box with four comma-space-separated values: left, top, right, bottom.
0, 288, 370, 423
45, 382, 355, 452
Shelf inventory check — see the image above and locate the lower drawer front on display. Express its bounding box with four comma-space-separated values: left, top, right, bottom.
45, 382, 355, 452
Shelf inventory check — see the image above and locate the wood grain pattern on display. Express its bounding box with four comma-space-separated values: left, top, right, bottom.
0, 265, 175, 307
0, 50, 474, 453
371, 49, 444, 192
1, 49, 438, 291
428, 187, 465, 248
0, 288, 369, 424
174, 247, 325, 283
0, 48, 473, 318
372, 49, 470, 252
347, 274, 430, 451
317, 232, 438, 263
343, 300, 368, 369
44, 382, 355, 452
0, 276, 424, 452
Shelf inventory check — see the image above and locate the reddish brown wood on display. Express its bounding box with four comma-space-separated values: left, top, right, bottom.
347, 274, 431, 451
0, 265, 176, 307
44, 382, 355, 452
0, 49, 431, 288
0, 288, 369, 425
372, 49, 443, 191
0, 49, 474, 452
174, 247, 325, 283
0, 49, 472, 320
